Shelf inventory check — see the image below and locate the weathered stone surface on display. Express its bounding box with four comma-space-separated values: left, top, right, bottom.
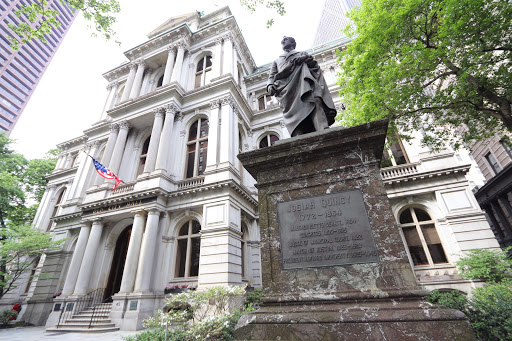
235, 120, 475, 340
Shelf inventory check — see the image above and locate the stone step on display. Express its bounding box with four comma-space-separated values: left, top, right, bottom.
46, 326, 120, 333
55, 322, 117, 328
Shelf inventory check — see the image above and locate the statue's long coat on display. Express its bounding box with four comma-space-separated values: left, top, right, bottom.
267, 49, 336, 135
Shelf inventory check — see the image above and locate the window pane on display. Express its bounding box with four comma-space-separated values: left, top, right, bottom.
414, 208, 431, 222
188, 121, 198, 141
198, 141, 207, 175
196, 58, 204, 72
179, 223, 189, 236
258, 96, 265, 110
259, 137, 269, 148
142, 137, 151, 154
205, 55, 212, 68
200, 119, 209, 137
192, 221, 201, 234
269, 135, 279, 145
157, 75, 163, 87
403, 226, 428, 266
421, 225, 447, 263
186, 145, 196, 178
176, 239, 187, 277
195, 73, 202, 88
400, 208, 413, 224
189, 237, 200, 277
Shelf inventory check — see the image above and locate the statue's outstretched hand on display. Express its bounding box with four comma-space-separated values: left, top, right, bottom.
268, 85, 277, 96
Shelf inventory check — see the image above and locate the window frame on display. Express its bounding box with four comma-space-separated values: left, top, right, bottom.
257, 94, 272, 110
398, 207, 449, 268
485, 151, 502, 175
174, 219, 201, 279
194, 55, 212, 88
258, 134, 279, 149
185, 118, 209, 178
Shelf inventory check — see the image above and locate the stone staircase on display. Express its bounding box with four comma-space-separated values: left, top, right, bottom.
46, 302, 119, 333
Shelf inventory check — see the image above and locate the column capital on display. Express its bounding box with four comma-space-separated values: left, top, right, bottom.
110, 123, 120, 133
135, 58, 146, 67
46, 184, 57, 190
175, 40, 188, 50
128, 62, 138, 70
210, 99, 220, 110
132, 209, 147, 216
222, 33, 233, 42
147, 208, 164, 216
166, 45, 176, 53
221, 95, 235, 108
165, 103, 179, 115
153, 107, 166, 117
215, 37, 223, 45
106, 81, 119, 90
119, 121, 131, 130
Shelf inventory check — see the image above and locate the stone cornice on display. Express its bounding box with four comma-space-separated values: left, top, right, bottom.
381, 164, 472, 185
56, 136, 88, 149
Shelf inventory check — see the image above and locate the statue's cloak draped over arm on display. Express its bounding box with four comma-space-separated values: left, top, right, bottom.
267, 50, 336, 135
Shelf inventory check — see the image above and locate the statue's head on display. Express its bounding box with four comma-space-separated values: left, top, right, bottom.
281, 36, 296, 50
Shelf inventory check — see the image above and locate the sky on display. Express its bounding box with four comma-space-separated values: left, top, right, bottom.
10, 0, 325, 159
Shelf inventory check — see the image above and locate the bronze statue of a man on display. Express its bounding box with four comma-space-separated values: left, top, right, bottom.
267, 36, 337, 136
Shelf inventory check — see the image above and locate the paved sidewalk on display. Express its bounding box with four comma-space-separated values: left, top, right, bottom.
0, 326, 140, 341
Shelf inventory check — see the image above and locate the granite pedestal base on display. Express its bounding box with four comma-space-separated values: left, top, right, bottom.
235, 120, 474, 340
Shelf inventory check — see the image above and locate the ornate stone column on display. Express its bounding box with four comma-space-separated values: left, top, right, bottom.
155, 103, 178, 173
162, 46, 176, 85
108, 121, 130, 176
170, 41, 187, 83
55, 152, 67, 170
121, 62, 137, 102
143, 108, 165, 174
134, 209, 162, 292
33, 184, 56, 227
94, 123, 119, 186
61, 224, 92, 296
73, 219, 103, 295
212, 38, 222, 79
119, 210, 146, 293
222, 34, 233, 76
99, 81, 118, 121
129, 59, 146, 99
219, 96, 235, 165
206, 99, 221, 170
107, 81, 120, 111
71, 141, 100, 199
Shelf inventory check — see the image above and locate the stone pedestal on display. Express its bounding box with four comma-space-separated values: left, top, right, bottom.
235, 120, 474, 340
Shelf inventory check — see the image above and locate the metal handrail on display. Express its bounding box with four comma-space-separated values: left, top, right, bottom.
57, 288, 106, 327
88, 294, 113, 328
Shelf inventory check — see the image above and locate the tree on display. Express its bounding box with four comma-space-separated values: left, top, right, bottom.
338, 0, 512, 150
9, 1, 285, 50
0, 133, 61, 298
8, 0, 121, 51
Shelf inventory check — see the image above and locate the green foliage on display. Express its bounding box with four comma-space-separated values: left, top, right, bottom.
8, 0, 121, 50
456, 248, 512, 284
239, 0, 286, 28
0, 309, 17, 326
338, 0, 512, 150
127, 285, 249, 341
426, 289, 468, 313
243, 288, 262, 310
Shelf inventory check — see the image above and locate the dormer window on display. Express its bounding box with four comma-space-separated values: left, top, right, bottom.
258, 94, 272, 110
195, 55, 212, 88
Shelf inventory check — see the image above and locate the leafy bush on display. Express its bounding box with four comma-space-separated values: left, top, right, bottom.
426, 289, 468, 313
0, 310, 17, 326
243, 288, 262, 311
456, 247, 512, 283
126, 285, 251, 341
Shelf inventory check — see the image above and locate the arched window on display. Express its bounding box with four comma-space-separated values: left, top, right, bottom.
399, 207, 447, 266
259, 134, 279, 148
47, 188, 66, 231
195, 55, 212, 88
186, 119, 208, 178
258, 94, 272, 110
241, 222, 249, 278
156, 74, 164, 88
175, 220, 201, 278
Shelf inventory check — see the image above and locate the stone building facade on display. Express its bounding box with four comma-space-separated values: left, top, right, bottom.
6, 6, 500, 331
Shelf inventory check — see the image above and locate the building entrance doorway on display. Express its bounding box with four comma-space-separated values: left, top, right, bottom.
104, 225, 132, 300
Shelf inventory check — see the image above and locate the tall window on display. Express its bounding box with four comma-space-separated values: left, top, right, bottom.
485, 152, 502, 175
195, 55, 212, 88
259, 134, 279, 148
500, 139, 512, 158
175, 220, 201, 278
137, 137, 150, 176
156, 75, 164, 88
258, 94, 272, 110
47, 189, 66, 231
399, 207, 447, 266
241, 222, 248, 278
186, 119, 208, 178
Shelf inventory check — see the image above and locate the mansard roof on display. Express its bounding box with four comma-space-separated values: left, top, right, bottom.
147, 12, 199, 39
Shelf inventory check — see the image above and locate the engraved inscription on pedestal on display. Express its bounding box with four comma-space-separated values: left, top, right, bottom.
277, 189, 379, 270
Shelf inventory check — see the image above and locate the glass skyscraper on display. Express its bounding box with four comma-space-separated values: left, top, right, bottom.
0, 0, 78, 134
313, 0, 361, 46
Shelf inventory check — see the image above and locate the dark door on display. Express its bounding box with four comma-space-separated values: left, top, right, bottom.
104, 225, 132, 300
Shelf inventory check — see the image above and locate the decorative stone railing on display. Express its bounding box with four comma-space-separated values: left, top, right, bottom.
111, 182, 135, 195
380, 163, 419, 180
177, 177, 205, 190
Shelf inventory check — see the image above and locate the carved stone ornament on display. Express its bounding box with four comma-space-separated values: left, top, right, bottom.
210, 99, 220, 110
119, 121, 131, 130
135, 59, 146, 67
221, 95, 235, 108
180, 130, 186, 137
174, 112, 184, 122
153, 107, 166, 117
215, 38, 222, 45
129, 62, 138, 70
166, 45, 176, 54
110, 123, 120, 133
90, 140, 101, 149
166, 103, 179, 115
247, 129, 253, 137
106, 81, 118, 90
46, 184, 57, 190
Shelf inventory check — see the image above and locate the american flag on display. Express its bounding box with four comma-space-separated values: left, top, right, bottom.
90, 156, 122, 190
